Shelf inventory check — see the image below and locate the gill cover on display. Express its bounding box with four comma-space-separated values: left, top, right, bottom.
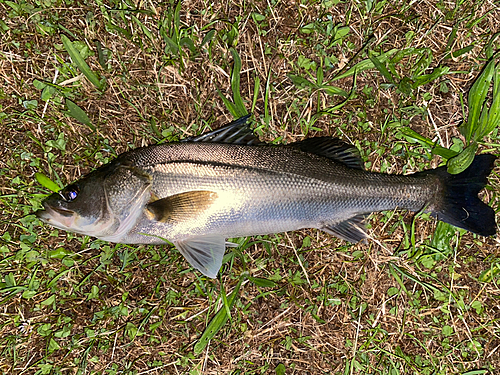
98, 164, 153, 242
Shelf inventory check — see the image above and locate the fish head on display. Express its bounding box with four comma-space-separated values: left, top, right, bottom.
37, 161, 153, 241
37, 170, 111, 236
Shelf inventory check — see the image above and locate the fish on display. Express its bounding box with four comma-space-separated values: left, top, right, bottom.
36, 115, 497, 278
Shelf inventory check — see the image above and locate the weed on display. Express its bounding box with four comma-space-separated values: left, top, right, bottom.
1, 1, 499, 374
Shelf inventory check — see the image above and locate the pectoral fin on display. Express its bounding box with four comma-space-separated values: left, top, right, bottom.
322, 215, 368, 243
175, 236, 228, 278
146, 191, 218, 223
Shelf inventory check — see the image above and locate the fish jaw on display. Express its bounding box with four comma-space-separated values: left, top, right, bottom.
36, 203, 77, 231
36, 196, 114, 238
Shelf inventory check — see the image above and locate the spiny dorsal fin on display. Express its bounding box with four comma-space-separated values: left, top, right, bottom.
182, 115, 261, 145
321, 214, 368, 243
146, 191, 218, 223
291, 138, 364, 170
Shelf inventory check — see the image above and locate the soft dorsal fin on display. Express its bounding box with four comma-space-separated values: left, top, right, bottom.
291, 138, 364, 170
146, 191, 218, 223
182, 115, 261, 145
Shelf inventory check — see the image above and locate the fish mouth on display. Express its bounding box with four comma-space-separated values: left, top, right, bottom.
36, 203, 75, 228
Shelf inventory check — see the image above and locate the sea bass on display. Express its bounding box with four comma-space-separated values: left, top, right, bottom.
37, 116, 497, 277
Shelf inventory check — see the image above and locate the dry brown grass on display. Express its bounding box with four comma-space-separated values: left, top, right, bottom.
1, 0, 500, 374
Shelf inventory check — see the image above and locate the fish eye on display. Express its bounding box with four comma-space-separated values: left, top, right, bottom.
60, 184, 79, 202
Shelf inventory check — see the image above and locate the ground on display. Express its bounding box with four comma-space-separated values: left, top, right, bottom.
1, 0, 500, 374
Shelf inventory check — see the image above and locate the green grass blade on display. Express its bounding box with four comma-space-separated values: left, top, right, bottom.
201, 29, 216, 47
332, 48, 398, 81
431, 146, 459, 159
48, 268, 74, 288
65, 99, 95, 130
132, 15, 154, 43
173, 0, 181, 38
475, 102, 490, 139
493, 60, 499, 100
180, 37, 196, 53
287, 74, 316, 89
430, 222, 455, 259
107, 23, 132, 40
229, 48, 247, 117
490, 62, 500, 123
251, 75, 260, 113
389, 264, 444, 295
248, 276, 276, 288
412, 66, 450, 88
400, 127, 458, 159
35, 172, 61, 193
216, 87, 238, 117
476, 62, 500, 139
163, 34, 179, 55
388, 264, 409, 296
319, 85, 349, 97
446, 141, 478, 174
220, 283, 232, 324
399, 127, 435, 148
95, 40, 108, 69
58, 24, 78, 39
461, 370, 490, 375
443, 45, 474, 60
217, 49, 248, 118
391, 47, 419, 64
368, 50, 395, 84
264, 69, 271, 125
478, 264, 500, 283
61, 34, 105, 91
485, 32, 500, 59
316, 64, 324, 86
149, 117, 162, 139
193, 277, 243, 356
462, 58, 495, 143
309, 72, 357, 127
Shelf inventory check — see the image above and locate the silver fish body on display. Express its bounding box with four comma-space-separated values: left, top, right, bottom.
113, 142, 438, 242
37, 117, 497, 277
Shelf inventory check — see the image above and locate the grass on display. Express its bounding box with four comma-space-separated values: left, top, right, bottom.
1, 0, 500, 374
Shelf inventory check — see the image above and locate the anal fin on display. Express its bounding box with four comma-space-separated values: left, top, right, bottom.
321, 215, 368, 243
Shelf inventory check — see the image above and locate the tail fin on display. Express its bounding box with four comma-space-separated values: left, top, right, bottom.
418, 154, 497, 236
